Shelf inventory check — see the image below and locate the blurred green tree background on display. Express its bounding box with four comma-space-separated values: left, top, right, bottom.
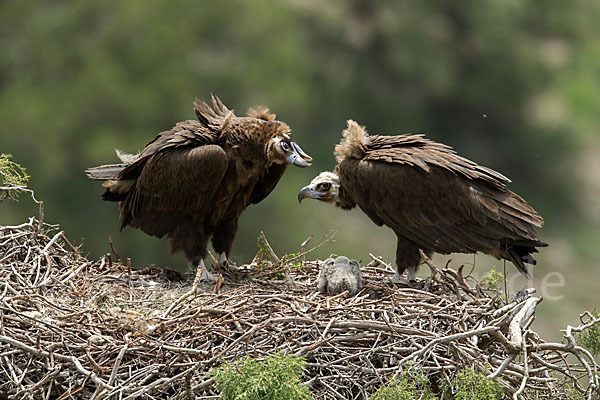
1, 0, 599, 338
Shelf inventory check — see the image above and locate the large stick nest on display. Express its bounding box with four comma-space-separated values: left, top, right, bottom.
1, 211, 599, 400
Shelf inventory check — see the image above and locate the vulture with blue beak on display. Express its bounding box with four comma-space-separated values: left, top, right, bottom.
87, 95, 312, 281
298, 120, 546, 283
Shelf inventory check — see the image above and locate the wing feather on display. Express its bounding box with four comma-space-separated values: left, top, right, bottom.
247, 163, 287, 205
120, 145, 228, 236
338, 158, 542, 255
117, 120, 222, 181
117, 97, 234, 182
364, 135, 510, 189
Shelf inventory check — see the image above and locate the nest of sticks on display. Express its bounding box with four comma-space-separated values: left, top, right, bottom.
1, 207, 599, 400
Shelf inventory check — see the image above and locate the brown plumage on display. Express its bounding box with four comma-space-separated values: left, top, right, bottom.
87, 95, 312, 280
298, 120, 546, 282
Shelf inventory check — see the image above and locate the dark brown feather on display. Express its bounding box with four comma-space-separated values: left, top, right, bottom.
247, 163, 287, 205
363, 135, 510, 189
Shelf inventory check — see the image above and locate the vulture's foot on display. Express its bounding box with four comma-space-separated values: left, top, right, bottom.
220, 260, 237, 273
387, 274, 413, 287
217, 253, 240, 274
193, 260, 220, 283
199, 267, 219, 282
406, 267, 417, 285
387, 271, 418, 287
412, 279, 426, 290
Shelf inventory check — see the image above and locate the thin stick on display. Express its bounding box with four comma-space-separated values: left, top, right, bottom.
259, 231, 280, 265
108, 235, 121, 262
34, 201, 44, 239
300, 235, 313, 264
503, 259, 508, 303
285, 230, 337, 263
108, 343, 129, 387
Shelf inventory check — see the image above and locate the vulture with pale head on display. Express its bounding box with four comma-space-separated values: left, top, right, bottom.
87, 95, 312, 281
298, 120, 546, 282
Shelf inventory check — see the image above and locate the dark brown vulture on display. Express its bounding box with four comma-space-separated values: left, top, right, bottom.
298, 120, 546, 283
87, 95, 312, 281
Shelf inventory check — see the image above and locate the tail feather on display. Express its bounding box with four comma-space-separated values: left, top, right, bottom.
506, 241, 548, 279
85, 164, 127, 180
101, 187, 126, 202
100, 179, 135, 203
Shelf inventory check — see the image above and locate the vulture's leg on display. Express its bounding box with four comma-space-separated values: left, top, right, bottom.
192, 257, 219, 283
218, 251, 232, 269
406, 266, 417, 282
212, 219, 238, 269
394, 237, 422, 284
181, 227, 217, 282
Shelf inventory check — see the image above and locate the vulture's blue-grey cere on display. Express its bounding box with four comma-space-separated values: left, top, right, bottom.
299, 120, 546, 283
87, 95, 312, 281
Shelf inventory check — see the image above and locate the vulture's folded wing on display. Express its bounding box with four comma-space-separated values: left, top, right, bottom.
338, 158, 542, 254
247, 163, 287, 205
118, 96, 233, 182
117, 120, 221, 181
120, 145, 229, 235
363, 135, 510, 190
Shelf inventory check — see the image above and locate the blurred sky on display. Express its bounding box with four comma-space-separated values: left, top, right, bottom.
1, 0, 599, 339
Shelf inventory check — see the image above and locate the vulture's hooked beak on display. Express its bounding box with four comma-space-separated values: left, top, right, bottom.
298, 184, 320, 203
286, 142, 312, 168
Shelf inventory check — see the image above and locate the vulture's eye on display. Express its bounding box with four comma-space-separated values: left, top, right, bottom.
280, 141, 290, 151
318, 183, 331, 190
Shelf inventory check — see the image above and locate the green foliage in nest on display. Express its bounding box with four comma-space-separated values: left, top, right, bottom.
284, 252, 304, 270
0, 154, 30, 202
209, 352, 313, 400
370, 372, 435, 400
256, 234, 274, 262
481, 267, 504, 290
442, 368, 504, 400
577, 309, 600, 357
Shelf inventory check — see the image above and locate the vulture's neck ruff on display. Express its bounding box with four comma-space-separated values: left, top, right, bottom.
334, 120, 369, 163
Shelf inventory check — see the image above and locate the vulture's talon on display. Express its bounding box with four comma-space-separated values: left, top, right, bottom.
197, 267, 219, 283
413, 279, 427, 290
217, 259, 238, 274
386, 274, 413, 287
226, 263, 240, 273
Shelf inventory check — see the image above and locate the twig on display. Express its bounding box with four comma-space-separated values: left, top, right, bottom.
513, 331, 530, 399
394, 326, 499, 372
108, 343, 128, 387
259, 231, 280, 264
34, 201, 44, 239
508, 297, 540, 348
108, 235, 121, 262
369, 253, 394, 272
300, 235, 313, 264
285, 230, 337, 263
